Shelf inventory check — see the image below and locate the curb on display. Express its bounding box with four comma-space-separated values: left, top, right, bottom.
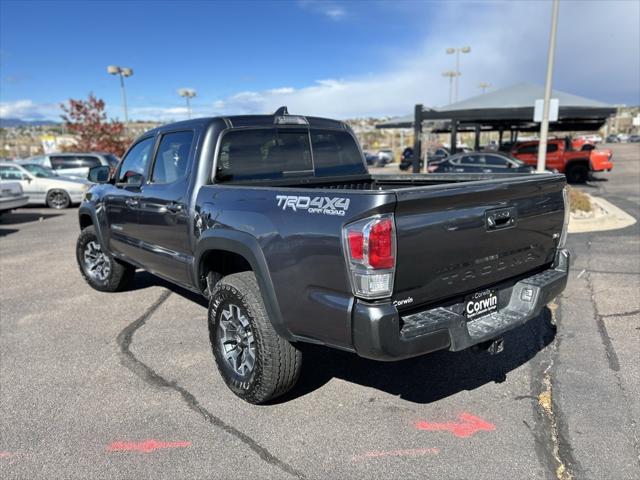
568, 194, 636, 233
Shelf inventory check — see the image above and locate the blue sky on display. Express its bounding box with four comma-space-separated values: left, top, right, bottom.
1, 0, 639, 121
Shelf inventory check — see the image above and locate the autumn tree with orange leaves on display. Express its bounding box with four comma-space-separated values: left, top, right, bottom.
60, 94, 130, 157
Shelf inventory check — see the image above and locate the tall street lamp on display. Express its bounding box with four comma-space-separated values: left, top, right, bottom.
442, 71, 459, 105
178, 88, 197, 119
536, 0, 560, 173
478, 82, 492, 93
107, 65, 133, 123
446, 46, 471, 102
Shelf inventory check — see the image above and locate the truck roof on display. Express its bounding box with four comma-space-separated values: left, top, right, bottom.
143, 108, 348, 137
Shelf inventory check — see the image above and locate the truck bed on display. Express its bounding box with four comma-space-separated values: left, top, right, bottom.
217, 172, 542, 191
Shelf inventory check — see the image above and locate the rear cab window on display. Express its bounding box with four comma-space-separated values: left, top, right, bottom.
215, 127, 365, 182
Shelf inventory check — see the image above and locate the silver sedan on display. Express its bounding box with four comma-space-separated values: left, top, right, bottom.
0, 162, 91, 209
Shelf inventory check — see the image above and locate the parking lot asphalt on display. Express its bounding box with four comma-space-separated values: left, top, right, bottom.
1, 144, 638, 480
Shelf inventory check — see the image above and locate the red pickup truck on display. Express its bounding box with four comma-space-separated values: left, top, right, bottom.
511, 138, 613, 183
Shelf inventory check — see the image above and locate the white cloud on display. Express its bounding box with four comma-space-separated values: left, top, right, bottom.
3, 1, 637, 122
211, 0, 639, 118
298, 0, 346, 21
0, 99, 60, 120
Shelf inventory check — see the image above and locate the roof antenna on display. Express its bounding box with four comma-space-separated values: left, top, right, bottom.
274, 106, 288, 116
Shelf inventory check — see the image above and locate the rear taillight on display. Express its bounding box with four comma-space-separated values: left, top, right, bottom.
343, 214, 396, 299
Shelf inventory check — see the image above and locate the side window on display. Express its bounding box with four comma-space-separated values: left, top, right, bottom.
50, 156, 80, 170
0, 166, 25, 180
460, 155, 482, 165
547, 143, 559, 153
517, 144, 538, 154
485, 155, 508, 167
77, 156, 102, 168
151, 131, 194, 184
117, 137, 155, 184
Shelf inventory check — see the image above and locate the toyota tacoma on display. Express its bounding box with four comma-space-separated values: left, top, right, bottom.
77, 108, 570, 403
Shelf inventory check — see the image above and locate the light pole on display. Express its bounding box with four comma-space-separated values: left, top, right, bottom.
442, 71, 459, 105
178, 88, 197, 119
107, 65, 133, 123
446, 46, 471, 102
478, 82, 492, 93
536, 0, 560, 173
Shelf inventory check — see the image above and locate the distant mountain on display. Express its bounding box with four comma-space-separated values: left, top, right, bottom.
0, 118, 58, 128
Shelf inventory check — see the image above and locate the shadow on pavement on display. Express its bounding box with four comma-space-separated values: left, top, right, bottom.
0, 211, 63, 235
126, 271, 555, 405
129, 271, 208, 308
284, 308, 555, 404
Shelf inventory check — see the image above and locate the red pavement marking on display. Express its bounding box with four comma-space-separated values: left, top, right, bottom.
107, 440, 191, 453
0, 452, 12, 458
415, 412, 495, 438
352, 447, 440, 461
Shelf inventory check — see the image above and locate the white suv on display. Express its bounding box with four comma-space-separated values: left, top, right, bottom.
17, 152, 119, 180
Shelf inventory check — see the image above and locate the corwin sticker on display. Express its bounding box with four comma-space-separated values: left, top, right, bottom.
465, 290, 498, 319
276, 195, 350, 216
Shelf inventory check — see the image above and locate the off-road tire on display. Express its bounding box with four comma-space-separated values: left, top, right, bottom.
76, 225, 135, 292
209, 272, 302, 404
46, 189, 71, 209
565, 163, 589, 183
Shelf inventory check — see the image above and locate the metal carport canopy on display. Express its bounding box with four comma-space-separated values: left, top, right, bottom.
376, 83, 616, 131
375, 83, 615, 173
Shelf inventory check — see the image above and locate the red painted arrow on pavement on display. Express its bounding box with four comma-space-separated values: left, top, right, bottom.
107, 439, 191, 453
415, 412, 495, 438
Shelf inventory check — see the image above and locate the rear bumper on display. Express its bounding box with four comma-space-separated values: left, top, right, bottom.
0, 195, 29, 211
352, 249, 569, 361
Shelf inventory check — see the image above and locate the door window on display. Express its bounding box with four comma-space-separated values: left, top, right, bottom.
50, 156, 81, 170
517, 144, 538, 154
150, 131, 194, 184
117, 137, 155, 184
485, 155, 509, 167
0, 166, 25, 180
460, 155, 483, 165
547, 143, 559, 153
77, 156, 102, 168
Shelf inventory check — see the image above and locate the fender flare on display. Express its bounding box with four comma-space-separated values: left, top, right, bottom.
78, 204, 107, 248
194, 229, 292, 341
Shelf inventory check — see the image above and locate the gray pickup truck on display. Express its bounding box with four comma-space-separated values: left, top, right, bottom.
77, 108, 570, 404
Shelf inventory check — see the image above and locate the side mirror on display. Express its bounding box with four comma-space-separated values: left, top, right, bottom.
88, 165, 111, 183
22, 173, 32, 182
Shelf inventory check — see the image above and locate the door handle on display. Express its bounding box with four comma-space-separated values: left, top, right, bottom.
125, 198, 139, 208
166, 202, 183, 213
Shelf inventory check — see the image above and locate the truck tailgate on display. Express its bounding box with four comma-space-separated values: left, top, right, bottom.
392, 174, 566, 308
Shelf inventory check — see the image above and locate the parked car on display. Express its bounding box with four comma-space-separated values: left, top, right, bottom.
376, 149, 394, 164
17, 152, 119, 180
0, 181, 29, 215
617, 134, 629, 143
605, 135, 619, 143
21, 163, 62, 178
0, 162, 91, 209
429, 152, 535, 174
76, 109, 569, 404
511, 138, 613, 183
427, 147, 451, 163
364, 151, 386, 167
628, 135, 640, 143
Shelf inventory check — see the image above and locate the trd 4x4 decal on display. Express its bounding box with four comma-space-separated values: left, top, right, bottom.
276, 195, 350, 216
